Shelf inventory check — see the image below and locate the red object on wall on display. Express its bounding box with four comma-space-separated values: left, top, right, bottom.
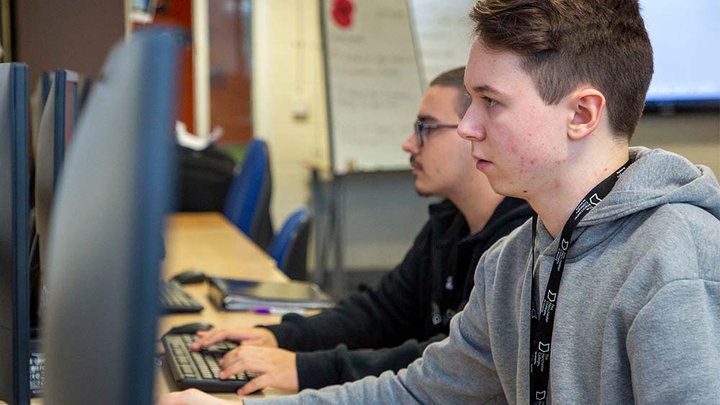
332, 0, 354, 29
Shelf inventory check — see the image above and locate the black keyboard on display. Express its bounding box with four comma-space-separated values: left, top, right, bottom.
161, 333, 256, 392
160, 281, 204, 314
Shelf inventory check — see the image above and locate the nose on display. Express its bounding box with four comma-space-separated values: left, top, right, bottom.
402, 131, 419, 154
457, 107, 485, 142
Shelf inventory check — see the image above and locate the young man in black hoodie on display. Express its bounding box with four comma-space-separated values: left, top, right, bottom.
185, 67, 533, 395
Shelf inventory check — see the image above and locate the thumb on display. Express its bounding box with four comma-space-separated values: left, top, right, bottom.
237, 375, 271, 396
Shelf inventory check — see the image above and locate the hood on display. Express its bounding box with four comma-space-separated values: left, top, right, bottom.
582, 146, 720, 226
534, 147, 720, 258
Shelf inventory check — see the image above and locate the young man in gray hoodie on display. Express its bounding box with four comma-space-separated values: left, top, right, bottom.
161, 0, 720, 403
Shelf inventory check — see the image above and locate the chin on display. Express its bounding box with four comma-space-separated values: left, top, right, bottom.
491, 184, 525, 200
414, 183, 432, 198
485, 179, 515, 199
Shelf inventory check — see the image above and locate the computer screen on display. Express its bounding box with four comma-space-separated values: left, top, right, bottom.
641, 0, 720, 110
34, 70, 78, 282
42, 28, 179, 405
0, 63, 31, 405
29, 72, 52, 201
54, 70, 79, 168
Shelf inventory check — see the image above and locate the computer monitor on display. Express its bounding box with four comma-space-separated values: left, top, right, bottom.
30, 72, 52, 154
42, 27, 179, 404
34, 70, 79, 271
29, 72, 52, 212
0, 63, 31, 405
641, 0, 720, 110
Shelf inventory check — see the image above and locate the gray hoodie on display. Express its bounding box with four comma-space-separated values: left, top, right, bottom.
246, 147, 720, 404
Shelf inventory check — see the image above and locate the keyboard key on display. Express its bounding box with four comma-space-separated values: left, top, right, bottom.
160, 281, 204, 314
162, 333, 253, 392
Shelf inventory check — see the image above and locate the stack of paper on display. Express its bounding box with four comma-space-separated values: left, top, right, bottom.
208, 277, 333, 312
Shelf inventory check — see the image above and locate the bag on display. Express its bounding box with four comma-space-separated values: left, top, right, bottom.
176, 144, 235, 211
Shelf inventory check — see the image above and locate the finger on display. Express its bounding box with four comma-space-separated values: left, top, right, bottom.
219, 358, 254, 379
221, 348, 273, 379
237, 375, 272, 396
220, 347, 269, 371
192, 329, 219, 349
191, 329, 230, 350
219, 347, 242, 369
219, 349, 256, 378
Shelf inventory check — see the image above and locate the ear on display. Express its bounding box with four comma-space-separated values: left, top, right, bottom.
567, 88, 605, 141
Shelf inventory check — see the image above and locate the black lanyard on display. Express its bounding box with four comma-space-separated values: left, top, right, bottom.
529, 161, 630, 405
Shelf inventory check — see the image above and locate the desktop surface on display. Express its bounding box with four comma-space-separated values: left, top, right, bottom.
26, 212, 292, 404
157, 212, 292, 400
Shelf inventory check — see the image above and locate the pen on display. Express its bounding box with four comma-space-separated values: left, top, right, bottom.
252, 307, 308, 316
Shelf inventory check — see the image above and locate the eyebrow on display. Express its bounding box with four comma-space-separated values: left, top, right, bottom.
416, 114, 439, 123
468, 84, 503, 96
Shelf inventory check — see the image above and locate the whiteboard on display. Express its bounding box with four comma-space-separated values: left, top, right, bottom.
408, 0, 476, 87
321, 0, 423, 174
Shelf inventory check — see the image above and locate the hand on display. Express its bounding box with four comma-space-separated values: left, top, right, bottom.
191, 327, 278, 351
157, 388, 242, 405
219, 346, 299, 395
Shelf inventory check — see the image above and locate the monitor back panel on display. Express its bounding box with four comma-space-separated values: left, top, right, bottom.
0, 63, 31, 405
42, 29, 179, 405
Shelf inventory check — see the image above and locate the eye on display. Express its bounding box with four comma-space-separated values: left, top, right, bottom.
483, 97, 497, 107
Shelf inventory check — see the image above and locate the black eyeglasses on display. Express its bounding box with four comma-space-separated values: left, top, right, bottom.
413, 120, 459, 147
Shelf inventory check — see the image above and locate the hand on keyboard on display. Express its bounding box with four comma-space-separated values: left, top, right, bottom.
217, 345, 299, 395
191, 327, 278, 350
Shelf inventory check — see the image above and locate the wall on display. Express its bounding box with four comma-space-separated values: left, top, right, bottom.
15, 0, 124, 86
252, 0, 432, 285
254, 0, 720, 285
17, 0, 718, 283
252, 0, 330, 226
633, 112, 720, 174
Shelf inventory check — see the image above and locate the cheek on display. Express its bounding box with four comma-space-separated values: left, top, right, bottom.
513, 120, 563, 168
498, 127, 542, 169
446, 138, 474, 164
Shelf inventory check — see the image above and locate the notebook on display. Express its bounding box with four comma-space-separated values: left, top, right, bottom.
207, 277, 333, 311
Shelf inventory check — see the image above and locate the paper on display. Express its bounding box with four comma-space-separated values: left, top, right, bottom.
175, 120, 224, 151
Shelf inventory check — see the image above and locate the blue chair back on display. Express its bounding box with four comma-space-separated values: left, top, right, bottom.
222, 139, 273, 249
269, 207, 312, 280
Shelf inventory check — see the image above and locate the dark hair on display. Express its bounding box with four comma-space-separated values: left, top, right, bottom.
470, 0, 653, 139
430, 66, 472, 118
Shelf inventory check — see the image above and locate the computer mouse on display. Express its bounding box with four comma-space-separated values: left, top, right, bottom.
170, 269, 207, 284
164, 322, 214, 336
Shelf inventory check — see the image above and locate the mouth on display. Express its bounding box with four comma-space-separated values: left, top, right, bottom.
409, 156, 422, 172
472, 155, 492, 171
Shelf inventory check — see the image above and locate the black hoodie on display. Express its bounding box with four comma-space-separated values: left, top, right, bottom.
263, 197, 533, 390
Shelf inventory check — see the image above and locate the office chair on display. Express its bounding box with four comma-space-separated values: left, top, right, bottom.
268, 207, 312, 281
222, 139, 273, 250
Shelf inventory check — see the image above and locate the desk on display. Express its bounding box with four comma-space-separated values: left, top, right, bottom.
23, 213, 292, 405
157, 212, 293, 400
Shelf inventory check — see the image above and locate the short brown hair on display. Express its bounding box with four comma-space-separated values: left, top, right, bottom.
470, 0, 653, 139
430, 67, 472, 119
